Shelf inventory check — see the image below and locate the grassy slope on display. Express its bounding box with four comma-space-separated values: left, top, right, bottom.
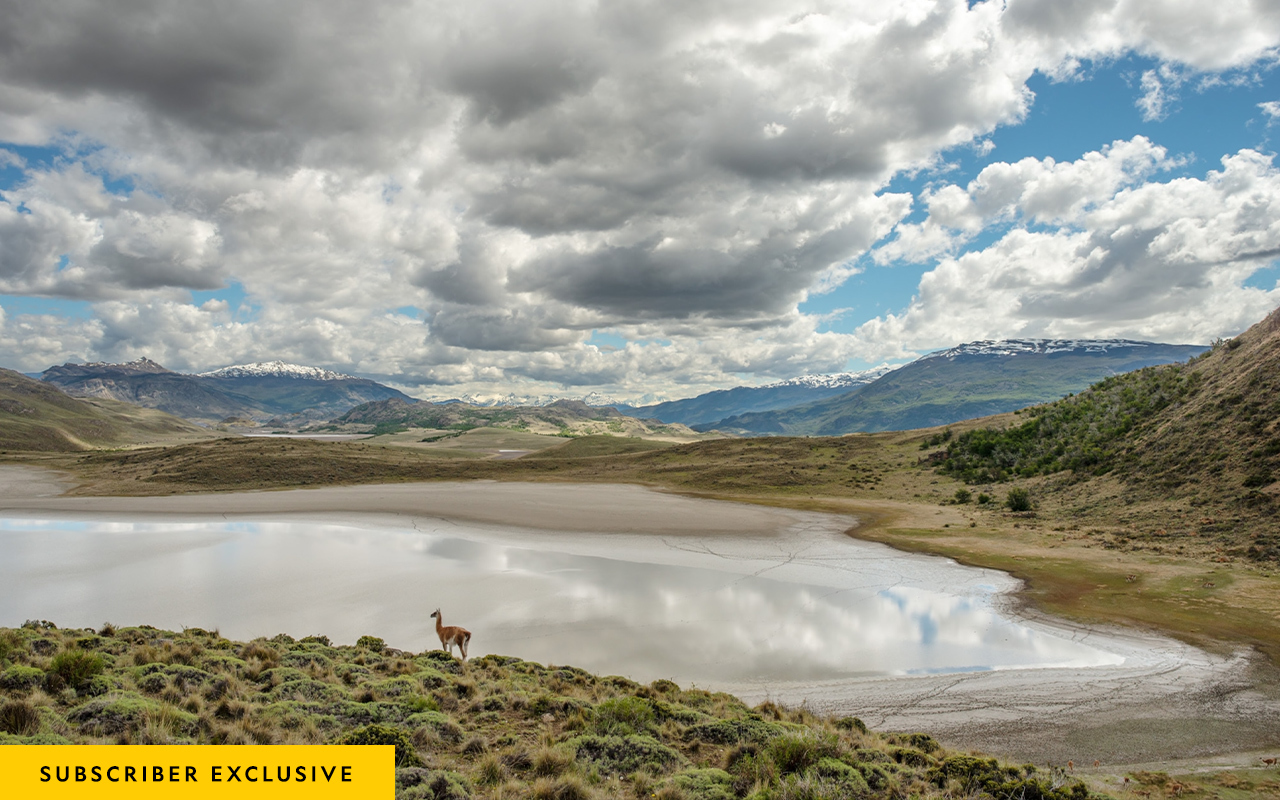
933, 307, 1280, 563
0, 623, 1100, 800
0, 369, 219, 452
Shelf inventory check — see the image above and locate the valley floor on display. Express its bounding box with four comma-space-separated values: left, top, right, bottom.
4, 467, 1280, 784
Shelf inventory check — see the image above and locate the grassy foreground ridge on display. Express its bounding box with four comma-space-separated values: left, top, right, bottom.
0, 623, 1106, 800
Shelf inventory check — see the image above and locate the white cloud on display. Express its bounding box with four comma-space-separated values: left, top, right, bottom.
877, 136, 1175, 264
0, 0, 1278, 397
855, 145, 1280, 358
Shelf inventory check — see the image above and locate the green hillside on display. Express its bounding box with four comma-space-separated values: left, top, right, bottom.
706, 342, 1205, 436
0, 369, 216, 451
933, 308, 1280, 562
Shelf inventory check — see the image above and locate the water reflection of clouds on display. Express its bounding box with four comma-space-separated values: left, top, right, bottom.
0, 516, 1121, 685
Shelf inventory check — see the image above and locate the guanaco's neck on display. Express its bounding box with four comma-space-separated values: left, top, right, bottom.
434, 613, 444, 633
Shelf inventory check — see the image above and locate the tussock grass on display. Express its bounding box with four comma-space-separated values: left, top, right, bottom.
0, 621, 1100, 799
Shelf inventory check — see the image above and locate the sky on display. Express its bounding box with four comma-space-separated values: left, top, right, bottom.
1, 0, 1279, 403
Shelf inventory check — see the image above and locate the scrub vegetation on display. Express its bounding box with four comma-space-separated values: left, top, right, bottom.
0, 623, 1103, 800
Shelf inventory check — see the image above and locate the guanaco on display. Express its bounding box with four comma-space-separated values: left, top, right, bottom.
430, 608, 471, 661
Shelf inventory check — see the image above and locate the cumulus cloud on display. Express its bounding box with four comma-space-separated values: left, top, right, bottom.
0, 0, 1278, 397
856, 144, 1280, 358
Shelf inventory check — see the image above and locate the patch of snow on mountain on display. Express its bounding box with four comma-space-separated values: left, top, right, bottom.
198, 361, 356, 381
759, 364, 898, 390
919, 339, 1154, 361
64, 357, 170, 372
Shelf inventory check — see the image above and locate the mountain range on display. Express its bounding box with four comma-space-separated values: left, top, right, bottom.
611, 366, 896, 427
40, 359, 412, 426
684, 339, 1208, 436
27, 337, 1208, 436
0, 368, 216, 451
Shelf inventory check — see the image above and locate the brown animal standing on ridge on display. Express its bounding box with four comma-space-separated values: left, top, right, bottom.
1263, 757, 1278, 766
430, 608, 471, 661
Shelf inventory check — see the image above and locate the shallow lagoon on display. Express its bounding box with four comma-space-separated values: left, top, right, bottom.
0, 514, 1120, 687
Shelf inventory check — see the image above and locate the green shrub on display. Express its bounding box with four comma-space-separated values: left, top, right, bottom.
766, 731, 839, 775
49, 650, 106, 690
0, 666, 44, 691
888, 746, 934, 767
338, 723, 423, 767
79, 675, 113, 697
355, 636, 385, 651
673, 768, 735, 800
814, 756, 869, 792
977, 493, 991, 504
282, 651, 333, 670
683, 718, 786, 745
1006, 487, 1032, 512
953, 488, 971, 504
0, 732, 73, 745
270, 678, 347, 702
834, 717, 867, 734
67, 694, 167, 736
930, 754, 1089, 800
897, 732, 939, 753
567, 733, 685, 775
592, 695, 656, 736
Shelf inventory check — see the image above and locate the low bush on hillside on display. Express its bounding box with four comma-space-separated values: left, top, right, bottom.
0, 623, 1099, 799
934, 365, 1200, 484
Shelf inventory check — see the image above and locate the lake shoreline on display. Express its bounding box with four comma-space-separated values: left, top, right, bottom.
4, 467, 1279, 770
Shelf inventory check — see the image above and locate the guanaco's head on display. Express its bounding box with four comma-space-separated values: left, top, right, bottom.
430, 609, 440, 619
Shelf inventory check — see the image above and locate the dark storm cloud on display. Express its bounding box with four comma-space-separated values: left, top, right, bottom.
443, 18, 605, 126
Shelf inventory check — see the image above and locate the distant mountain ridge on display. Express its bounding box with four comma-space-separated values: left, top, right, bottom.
41, 358, 411, 426
701, 339, 1207, 436
0, 368, 214, 450
918, 338, 1169, 360
197, 361, 356, 381
613, 365, 896, 427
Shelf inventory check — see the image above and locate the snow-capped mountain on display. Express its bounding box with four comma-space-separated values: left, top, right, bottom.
759, 364, 897, 390
55, 357, 171, 374
42, 358, 410, 425
612, 366, 899, 428
198, 361, 356, 381
706, 338, 1209, 436
920, 339, 1158, 361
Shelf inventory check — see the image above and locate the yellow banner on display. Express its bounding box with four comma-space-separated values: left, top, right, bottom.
1, 745, 394, 798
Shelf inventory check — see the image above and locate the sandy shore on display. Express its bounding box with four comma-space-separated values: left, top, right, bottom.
3, 465, 1279, 768
0, 467, 807, 536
